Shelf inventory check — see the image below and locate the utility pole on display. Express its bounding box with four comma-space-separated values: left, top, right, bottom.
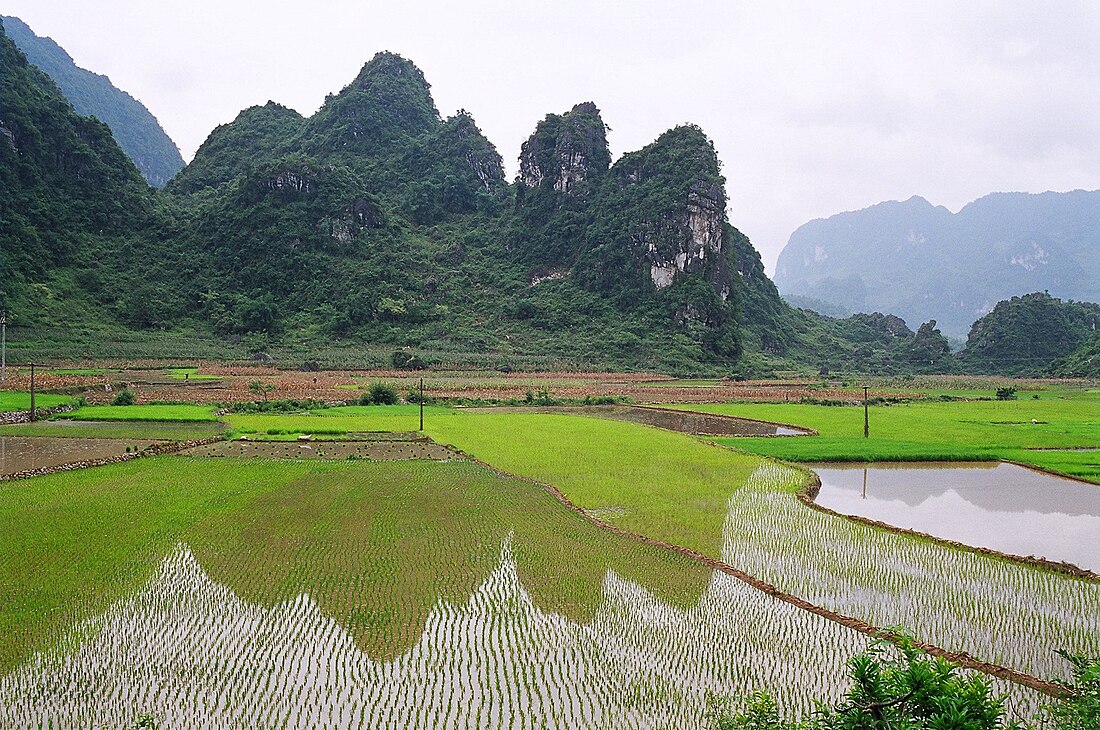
863, 385, 869, 438
419, 377, 424, 431
1, 310, 6, 389
29, 363, 36, 422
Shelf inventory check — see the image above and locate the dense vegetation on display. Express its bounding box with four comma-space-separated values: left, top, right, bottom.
713, 636, 1099, 730
959, 293, 1100, 375
2, 15, 183, 187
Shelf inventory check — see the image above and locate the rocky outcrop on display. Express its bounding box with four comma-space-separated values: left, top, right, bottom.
610, 126, 733, 302
437, 112, 504, 192
518, 102, 610, 193
636, 182, 729, 296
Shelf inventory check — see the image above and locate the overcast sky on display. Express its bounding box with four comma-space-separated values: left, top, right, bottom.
5, 1, 1099, 273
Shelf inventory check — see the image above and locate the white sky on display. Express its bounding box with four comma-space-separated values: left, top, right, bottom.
4, 1, 1099, 273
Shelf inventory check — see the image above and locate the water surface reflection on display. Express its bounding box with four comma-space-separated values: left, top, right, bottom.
812, 462, 1100, 571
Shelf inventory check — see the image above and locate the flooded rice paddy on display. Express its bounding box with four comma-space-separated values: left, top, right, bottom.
0, 436, 157, 476
470, 405, 811, 437
724, 465, 1100, 681
0, 458, 1043, 728
812, 462, 1100, 572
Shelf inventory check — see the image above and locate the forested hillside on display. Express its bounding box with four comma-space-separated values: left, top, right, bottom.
2, 15, 183, 187
959, 293, 1100, 375
3, 24, 1082, 376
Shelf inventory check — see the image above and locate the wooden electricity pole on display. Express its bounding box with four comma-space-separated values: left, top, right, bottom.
29, 363, 36, 422
419, 377, 424, 431
863, 385, 869, 438
0, 310, 6, 390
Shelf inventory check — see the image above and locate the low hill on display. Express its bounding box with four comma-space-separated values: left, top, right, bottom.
959, 292, 1100, 375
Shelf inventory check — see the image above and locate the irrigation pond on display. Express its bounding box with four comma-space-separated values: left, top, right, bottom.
811, 461, 1100, 573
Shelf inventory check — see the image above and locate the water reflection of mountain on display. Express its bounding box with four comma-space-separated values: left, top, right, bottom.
0, 543, 864, 729
814, 462, 1100, 517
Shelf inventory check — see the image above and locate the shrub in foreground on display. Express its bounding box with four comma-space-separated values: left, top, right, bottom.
711, 634, 1098, 730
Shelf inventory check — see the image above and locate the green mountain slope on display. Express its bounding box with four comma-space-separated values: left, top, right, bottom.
2, 15, 184, 187
0, 19, 162, 322
959, 292, 1100, 375
3, 40, 983, 374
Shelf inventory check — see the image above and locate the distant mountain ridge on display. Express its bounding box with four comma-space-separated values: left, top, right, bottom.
2, 15, 183, 187
774, 191, 1100, 338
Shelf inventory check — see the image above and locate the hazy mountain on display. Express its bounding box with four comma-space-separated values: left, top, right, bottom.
2, 15, 184, 187
774, 191, 1100, 338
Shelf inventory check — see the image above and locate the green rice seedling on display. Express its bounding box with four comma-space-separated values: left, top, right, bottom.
58, 404, 219, 423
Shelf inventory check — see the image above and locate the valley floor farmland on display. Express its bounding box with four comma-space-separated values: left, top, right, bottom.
1, 458, 877, 728
0, 382, 1096, 727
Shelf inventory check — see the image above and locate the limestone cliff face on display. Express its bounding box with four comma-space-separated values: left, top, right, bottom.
437, 112, 504, 192
518, 102, 609, 193
610, 126, 733, 302
635, 182, 730, 298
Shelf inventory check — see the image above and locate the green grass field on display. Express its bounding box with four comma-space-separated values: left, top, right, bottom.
59, 404, 219, 423
670, 391, 1100, 483
0, 392, 73, 412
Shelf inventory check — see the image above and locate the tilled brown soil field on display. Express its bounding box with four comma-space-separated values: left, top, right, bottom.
3, 363, 918, 406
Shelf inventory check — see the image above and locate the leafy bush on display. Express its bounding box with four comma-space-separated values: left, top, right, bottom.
227, 399, 324, 414
712, 634, 1011, 730
110, 388, 136, 406
358, 382, 399, 405
1043, 650, 1100, 730
391, 350, 427, 370
711, 634, 1100, 730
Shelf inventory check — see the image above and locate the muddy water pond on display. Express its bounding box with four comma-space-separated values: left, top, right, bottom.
0, 436, 157, 476
812, 462, 1100, 572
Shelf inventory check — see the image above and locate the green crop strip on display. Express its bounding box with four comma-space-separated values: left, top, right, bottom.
669, 393, 1100, 483
59, 404, 220, 423
0, 392, 73, 412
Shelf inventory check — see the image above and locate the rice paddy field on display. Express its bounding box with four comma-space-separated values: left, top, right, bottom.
670, 387, 1100, 483
1, 458, 881, 728
0, 380, 1095, 727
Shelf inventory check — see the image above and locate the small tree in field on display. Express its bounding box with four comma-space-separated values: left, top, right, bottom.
248, 380, 276, 403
